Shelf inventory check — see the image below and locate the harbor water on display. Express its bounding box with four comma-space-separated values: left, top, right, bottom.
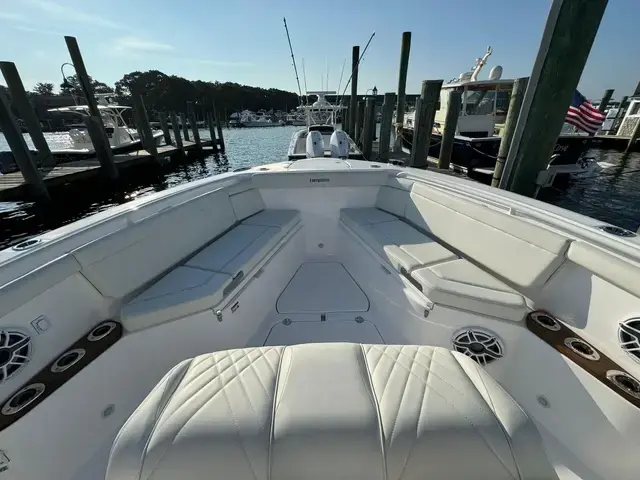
1, 126, 639, 250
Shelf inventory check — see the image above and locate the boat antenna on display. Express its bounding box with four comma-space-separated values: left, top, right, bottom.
326, 57, 329, 92
336, 31, 376, 106
335, 58, 346, 102
283, 17, 303, 106
302, 58, 308, 104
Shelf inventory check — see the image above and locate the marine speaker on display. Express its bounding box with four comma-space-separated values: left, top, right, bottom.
1, 383, 45, 415
452, 328, 504, 366
619, 318, 640, 363
0, 330, 32, 385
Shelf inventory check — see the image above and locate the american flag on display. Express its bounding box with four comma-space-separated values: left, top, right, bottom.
565, 90, 606, 134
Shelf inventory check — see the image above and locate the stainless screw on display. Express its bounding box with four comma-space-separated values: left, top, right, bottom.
537, 395, 550, 408
283, 318, 292, 326
355, 316, 364, 323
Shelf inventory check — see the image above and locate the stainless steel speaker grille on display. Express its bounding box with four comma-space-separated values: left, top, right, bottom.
452, 328, 504, 366
0, 330, 32, 385
618, 318, 640, 363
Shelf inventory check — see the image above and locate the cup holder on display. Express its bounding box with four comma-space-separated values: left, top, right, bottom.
51, 348, 86, 373
1, 383, 45, 415
564, 337, 600, 361
530, 311, 561, 331
607, 370, 640, 400
87, 321, 117, 342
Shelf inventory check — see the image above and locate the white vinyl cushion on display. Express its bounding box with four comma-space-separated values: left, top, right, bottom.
376, 185, 410, 217
412, 259, 527, 321
121, 210, 300, 331
340, 207, 397, 230
229, 188, 265, 221
405, 183, 570, 288
106, 343, 557, 480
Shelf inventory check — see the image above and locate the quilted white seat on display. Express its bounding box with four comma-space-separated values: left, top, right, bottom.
341, 207, 525, 321
122, 210, 299, 331
106, 343, 557, 480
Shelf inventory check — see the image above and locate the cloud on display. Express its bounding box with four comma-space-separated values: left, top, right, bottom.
0, 12, 25, 21
27, 0, 124, 30
12, 24, 65, 36
198, 59, 254, 68
114, 36, 175, 54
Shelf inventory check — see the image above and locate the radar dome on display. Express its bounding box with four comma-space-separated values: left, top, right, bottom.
488, 65, 503, 81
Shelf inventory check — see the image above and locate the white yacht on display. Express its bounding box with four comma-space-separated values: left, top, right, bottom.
234, 110, 283, 128
48, 94, 163, 157
287, 91, 362, 159
1, 153, 640, 479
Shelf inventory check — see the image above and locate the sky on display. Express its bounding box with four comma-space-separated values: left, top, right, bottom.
0, 0, 638, 100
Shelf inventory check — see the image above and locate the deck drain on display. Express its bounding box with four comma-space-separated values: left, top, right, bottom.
355, 316, 364, 323
282, 318, 292, 326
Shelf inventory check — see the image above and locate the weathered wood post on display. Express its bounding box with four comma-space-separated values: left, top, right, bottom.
0, 62, 54, 168
187, 102, 201, 148
65, 36, 118, 179
207, 112, 219, 153
0, 89, 49, 201
598, 89, 614, 112
348, 46, 360, 137
342, 107, 349, 134
626, 117, 640, 153
492, 77, 529, 187
158, 112, 172, 145
132, 94, 158, 156
608, 95, 628, 135
438, 90, 461, 170
361, 97, 375, 160
378, 92, 396, 162
180, 113, 190, 142
83, 114, 118, 171
170, 111, 184, 154
354, 99, 365, 146
393, 32, 411, 153
212, 99, 225, 152
503, 0, 608, 196
410, 80, 442, 168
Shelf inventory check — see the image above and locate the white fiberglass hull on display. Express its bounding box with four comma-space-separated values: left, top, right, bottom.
1, 159, 640, 479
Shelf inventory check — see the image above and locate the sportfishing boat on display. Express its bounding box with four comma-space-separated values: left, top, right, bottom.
47, 94, 163, 159
402, 48, 601, 182
287, 91, 363, 160
232, 110, 284, 128
1, 151, 640, 479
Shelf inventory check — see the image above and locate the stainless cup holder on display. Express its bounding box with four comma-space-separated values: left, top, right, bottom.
530, 311, 561, 331
564, 337, 600, 361
607, 370, 640, 400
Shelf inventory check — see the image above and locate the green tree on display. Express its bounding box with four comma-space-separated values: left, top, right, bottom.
32, 82, 55, 96
60, 74, 113, 95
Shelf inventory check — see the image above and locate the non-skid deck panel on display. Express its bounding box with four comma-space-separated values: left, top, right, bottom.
276, 262, 369, 314
264, 320, 384, 346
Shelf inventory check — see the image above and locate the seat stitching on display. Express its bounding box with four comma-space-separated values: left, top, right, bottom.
369, 346, 517, 480
268, 346, 286, 480
376, 346, 401, 405
388, 347, 416, 442
230, 351, 265, 432
246, 352, 275, 400
359, 344, 388, 480
275, 348, 295, 414
397, 349, 431, 480
368, 345, 386, 378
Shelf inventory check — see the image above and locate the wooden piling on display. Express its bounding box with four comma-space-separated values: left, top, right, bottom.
598, 89, 614, 112
626, 117, 640, 153
0, 62, 54, 168
187, 103, 201, 147
207, 112, 219, 153
493, 77, 529, 187
180, 113, 190, 141
342, 107, 349, 134
212, 99, 225, 151
504, 0, 608, 196
355, 100, 365, 146
132, 95, 158, 157
378, 93, 396, 162
158, 113, 172, 145
410, 80, 442, 168
82, 115, 119, 178
170, 111, 184, 154
361, 97, 375, 160
0, 89, 49, 201
348, 46, 360, 138
393, 32, 412, 153
437, 90, 461, 170
65, 36, 118, 179
609, 95, 628, 135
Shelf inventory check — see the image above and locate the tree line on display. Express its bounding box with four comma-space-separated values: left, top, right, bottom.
27, 70, 300, 120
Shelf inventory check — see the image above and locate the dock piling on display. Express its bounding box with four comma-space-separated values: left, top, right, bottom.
626, 117, 640, 153
187, 103, 201, 148
348, 46, 360, 138
393, 32, 412, 153
0, 89, 50, 201
212, 99, 225, 152
609, 95, 628, 135
493, 77, 529, 187
378, 93, 396, 162
0, 62, 54, 168
180, 113, 190, 142
83, 115, 119, 178
158, 113, 172, 145
437, 90, 461, 170
505, 0, 608, 196
355, 100, 365, 146
361, 97, 375, 160
598, 89, 614, 112
207, 112, 219, 153
170, 111, 184, 154
410, 80, 443, 168
132, 94, 158, 157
